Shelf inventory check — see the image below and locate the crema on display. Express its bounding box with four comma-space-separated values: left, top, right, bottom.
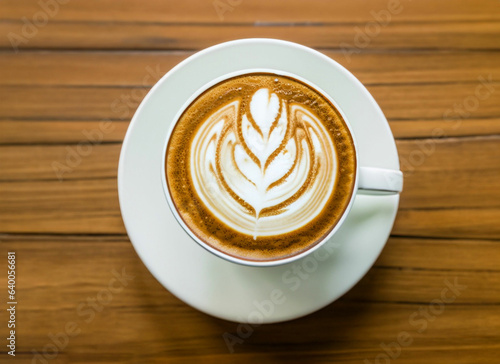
166, 73, 356, 261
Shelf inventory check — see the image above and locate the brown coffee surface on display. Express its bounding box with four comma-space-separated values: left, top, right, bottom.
165, 73, 356, 261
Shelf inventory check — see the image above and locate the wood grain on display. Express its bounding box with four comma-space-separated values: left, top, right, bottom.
1, 82, 499, 121
390, 118, 500, 139
0, 136, 499, 237
2, 22, 500, 51
2, 118, 500, 145
1, 235, 498, 307
2, 0, 499, 23
1, 50, 500, 87
393, 208, 500, 240
0, 178, 124, 234
2, 173, 499, 239
0, 120, 129, 144
1, 0, 499, 362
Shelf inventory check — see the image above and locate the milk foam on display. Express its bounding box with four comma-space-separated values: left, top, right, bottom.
190, 88, 337, 239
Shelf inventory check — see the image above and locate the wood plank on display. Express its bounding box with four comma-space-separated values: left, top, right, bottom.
1, 190, 499, 239
1, 118, 499, 145
1, 82, 499, 121
346, 268, 500, 304
2, 0, 499, 23
0, 51, 183, 86
367, 82, 500, 121
0, 120, 128, 144
0, 118, 500, 145
397, 136, 500, 209
391, 118, 500, 139
0, 236, 497, 307
72, 348, 500, 364
0, 144, 120, 181
0, 236, 498, 308
379, 237, 500, 271
393, 208, 500, 240
0, 178, 124, 234
0, 86, 144, 120
2, 137, 499, 208
1, 51, 500, 87
1, 136, 499, 235
135, 348, 500, 364
9, 303, 500, 358
0, 199, 500, 239
0, 354, 68, 364
4, 347, 500, 364
1, 22, 500, 51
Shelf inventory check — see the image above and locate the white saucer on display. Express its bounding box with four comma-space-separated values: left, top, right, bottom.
118, 39, 400, 323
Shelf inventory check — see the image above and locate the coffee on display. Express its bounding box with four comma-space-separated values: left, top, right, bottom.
165, 73, 356, 261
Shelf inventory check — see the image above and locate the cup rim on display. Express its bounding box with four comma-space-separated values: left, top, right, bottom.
159, 40, 362, 267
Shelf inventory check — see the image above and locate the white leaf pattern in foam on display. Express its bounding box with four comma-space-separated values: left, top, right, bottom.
263, 136, 296, 188
264, 135, 310, 206
250, 88, 280, 138
219, 135, 256, 205
189, 89, 337, 239
237, 91, 292, 221
242, 91, 287, 166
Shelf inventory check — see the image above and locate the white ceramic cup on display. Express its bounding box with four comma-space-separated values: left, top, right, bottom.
160, 40, 403, 267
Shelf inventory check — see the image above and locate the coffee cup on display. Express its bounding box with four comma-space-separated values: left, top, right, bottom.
160, 40, 402, 267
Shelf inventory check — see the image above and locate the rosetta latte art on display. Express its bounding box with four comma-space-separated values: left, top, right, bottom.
190, 88, 337, 239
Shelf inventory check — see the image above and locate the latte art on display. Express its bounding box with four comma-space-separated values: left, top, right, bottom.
166, 73, 356, 261
191, 88, 337, 239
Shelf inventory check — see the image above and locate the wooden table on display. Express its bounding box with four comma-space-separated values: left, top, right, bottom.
1, 1, 499, 363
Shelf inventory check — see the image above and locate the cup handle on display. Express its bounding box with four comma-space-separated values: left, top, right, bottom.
358, 166, 403, 195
